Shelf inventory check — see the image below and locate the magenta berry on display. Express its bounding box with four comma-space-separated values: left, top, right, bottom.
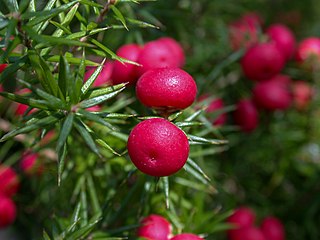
136, 68, 197, 112
0, 165, 19, 198
233, 99, 258, 133
136, 40, 181, 76
229, 226, 266, 240
295, 37, 320, 63
170, 233, 203, 240
111, 43, 142, 85
266, 24, 296, 60
20, 152, 44, 176
0, 196, 16, 229
241, 42, 285, 81
137, 214, 172, 240
206, 98, 227, 126
227, 207, 256, 238
292, 81, 313, 110
253, 79, 292, 111
158, 37, 185, 68
261, 216, 285, 240
127, 118, 189, 177
84, 61, 113, 87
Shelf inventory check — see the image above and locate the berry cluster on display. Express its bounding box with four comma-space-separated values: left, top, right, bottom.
227, 207, 285, 240
137, 214, 203, 240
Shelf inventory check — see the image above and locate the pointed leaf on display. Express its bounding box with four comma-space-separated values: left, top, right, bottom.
67, 216, 102, 240
71, 50, 85, 104
58, 55, 72, 99
87, 174, 101, 215
0, 92, 52, 110
127, 17, 159, 28
57, 142, 67, 186
4, 0, 19, 12
56, 113, 74, 154
84, 83, 127, 99
175, 121, 203, 128
110, 5, 128, 30
0, 56, 27, 84
187, 158, 211, 182
77, 109, 116, 130
162, 177, 170, 209
188, 134, 228, 145
46, 55, 98, 66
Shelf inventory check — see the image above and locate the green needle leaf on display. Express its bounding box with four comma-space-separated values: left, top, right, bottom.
110, 5, 128, 30
57, 142, 67, 186
76, 109, 116, 131
56, 113, 74, 154
188, 134, 228, 145
0, 92, 52, 110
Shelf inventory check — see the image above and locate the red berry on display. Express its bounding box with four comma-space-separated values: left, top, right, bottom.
170, 233, 204, 240
291, 80, 313, 110
206, 98, 227, 126
241, 42, 285, 81
229, 226, 266, 240
266, 24, 296, 60
84, 61, 113, 87
127, 118, 189, 177
233, 99, 258, 133
158, 37, 185, 68
0, 196, 16, 229
111, 44, 142, 85
227, 207, 256, 238
0, 165, 19, 198
260, 216, 285, 240
14, 103, 29, 116
253, 79, 292, 110
136, 40, 181, 76
137, 214, 172, 240
20, 152, 44, 176
268, 74, 292, 87
0, 64, 8, 74
136, 68, 197, 112
295, 37, 320, 63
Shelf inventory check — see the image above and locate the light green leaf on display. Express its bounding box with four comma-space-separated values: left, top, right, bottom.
110, 5, 128, 30
80, 58, 105, 95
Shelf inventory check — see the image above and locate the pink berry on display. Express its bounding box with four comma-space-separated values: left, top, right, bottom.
268, 74, 292, 87
241, 42, 285, 81
253, 79, 292, 110
84, 61, 113, 87
111, 44, 142, 85
0, 196, 16, 229
233, 99, 258, 133
136, 40, 181, 76
136, 68, 197, 112
295, 37, 320, 63
127, 118, 189, 177
229, 226, 266, 240
206, 98, 227, 126
291, 80, 313, 110
266, 24, 296, 60
137, 214, 172, 240
0, 165, 19, 198
20, 152, 44, 176
227, 207, 256, 238
158, 37, 185, 68
170, 233, 204, 240
260, 216, 285, 240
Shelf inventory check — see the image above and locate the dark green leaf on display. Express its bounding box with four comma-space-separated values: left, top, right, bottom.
87, 174, 101, 215
57, 142, 67, 186
162, 177, 170, 209
0, 55, 27, 84
71, 50, 85, 104
175, 121, 203, 128
49, 20, 72, 35
0, 92, 52, 110
76, 109, 116, 130
3, 0, 19, 12
67, 216, 102, 240
56, 113, 74, 154
58, 55, 71, 99
79, 0, 103, 8
45, 55, 98, 66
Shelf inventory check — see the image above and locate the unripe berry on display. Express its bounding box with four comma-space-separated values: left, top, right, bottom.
111, 43, 142, 85
291, 80, 313, 110
266, 24, 296, 60
206, 98, 227, 126
137, 214, 172, 240
84, 61, 113, 87
127, 118, 189, 177
158, 37, 185, 68
136, 68, 197, 112
233, 99, 258, 133
0, 196, 16, 229
229, 226, 266, 240
227, 207, 256, 238
0, 165, 19, 198
260, 216, 285, 240
136, 40, 181, 76
20, 152, 44, 176
295, 37, 320, 63
170, 233, 204, 240
241, 42, 285, 81
253, 79, 292, 110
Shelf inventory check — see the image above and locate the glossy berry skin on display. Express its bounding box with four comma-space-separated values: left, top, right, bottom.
266, 24, 296, 60
158, 37, 185, 68
206, 98, 227, 126
0, 165, 19, 198
261, 216, 285, 240
170, 233, 203, 240
229, 227, 266, 240
292, 81, 313, 110
111, 44, 142, 85
20, 153, 44, 176
137, 214, 172, 240
233, 99, 258, 133
253, 80, 292, 111
136, 40, 181, 76
227, 207, 256, 238
241, 42, 285, 81
136, 68, 197, 112
127, 118, 189, 177
295, 37, 320, 63
0, 196, 16, 229
84, 61, 113, 87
